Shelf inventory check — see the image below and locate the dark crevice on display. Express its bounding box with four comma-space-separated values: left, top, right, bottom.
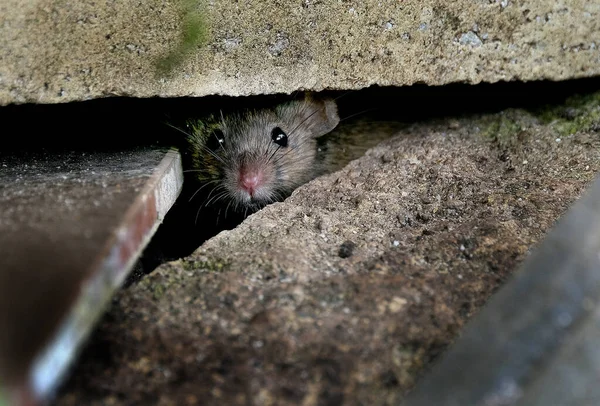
130, 77, 600, 283
2, 78, 600, 285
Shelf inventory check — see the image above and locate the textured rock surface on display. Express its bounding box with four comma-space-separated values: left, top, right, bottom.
56, 90, 600, 405
2, 0, 600, 105
0, 148, 182, 404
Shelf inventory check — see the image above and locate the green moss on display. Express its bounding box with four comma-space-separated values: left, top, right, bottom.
531, 91, 600, 137
480, 91, 600, 145
155, 0, 210, 76
187, 115, 221, 142
186, 115, 223, 182
203, 260, 228, 272
143, 273, 177, 300
150, 281, 167, 299
181, 258, 229, 273
181, 259, 200, 271
0, 389, 6, 406
480, 110, 524, 147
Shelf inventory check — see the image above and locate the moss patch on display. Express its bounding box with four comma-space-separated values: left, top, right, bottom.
532, 91, 600, 137
142, 269, 180, 300
181, 258, 229, 273
480, 109, 528, 148
479, 90, 600, 146
155, 0, 210, 77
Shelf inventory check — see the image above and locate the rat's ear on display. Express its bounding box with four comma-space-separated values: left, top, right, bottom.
303, 94, 340, 138
281, 94, 340, 138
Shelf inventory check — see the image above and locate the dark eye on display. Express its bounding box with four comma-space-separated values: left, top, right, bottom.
206, 128, 225, 151
271, 127, 288, 147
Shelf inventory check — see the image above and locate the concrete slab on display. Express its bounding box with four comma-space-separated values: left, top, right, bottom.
0, 149, 183, 405
1, 0, 599, 105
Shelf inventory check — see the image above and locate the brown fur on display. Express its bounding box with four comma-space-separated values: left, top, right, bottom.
187, 95, 339, 214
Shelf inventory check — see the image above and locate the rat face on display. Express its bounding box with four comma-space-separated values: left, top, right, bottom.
187, 95, 339, 214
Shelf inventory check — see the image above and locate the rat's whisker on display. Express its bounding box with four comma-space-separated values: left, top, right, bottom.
198, 143, 227, 165
194, 205, 203, 225
333, 91, 353, 102
201, 185, 222, 208
267, 145, 282, 163
224, 200, 233, 219
183, 169, 212, 174
189, 180, 222, 202
164, 122, 192, 137
339, 108, 378, 122
205, 190, 229, 207
287, 104, 323, 138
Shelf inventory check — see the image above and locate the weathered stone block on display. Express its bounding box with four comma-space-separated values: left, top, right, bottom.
1, 0, 599, 105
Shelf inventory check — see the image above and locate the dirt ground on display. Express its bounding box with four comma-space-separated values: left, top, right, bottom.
56, 89, 600, 405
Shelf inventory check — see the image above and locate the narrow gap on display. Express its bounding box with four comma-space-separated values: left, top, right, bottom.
129, 77, 600, 283
2, 78, 599, 285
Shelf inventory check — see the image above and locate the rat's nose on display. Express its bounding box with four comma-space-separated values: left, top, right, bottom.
239, 168, 264, 197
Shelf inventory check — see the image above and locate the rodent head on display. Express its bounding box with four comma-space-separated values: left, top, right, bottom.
187, 95, 339, 213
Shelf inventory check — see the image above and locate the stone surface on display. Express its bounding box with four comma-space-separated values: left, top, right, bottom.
403, 177, 600, 406
1, 0, 600, 105
0, 149, 182, 405
56, 90, 600, 405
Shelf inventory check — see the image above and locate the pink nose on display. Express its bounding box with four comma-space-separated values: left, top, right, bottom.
239, 170, 263, 197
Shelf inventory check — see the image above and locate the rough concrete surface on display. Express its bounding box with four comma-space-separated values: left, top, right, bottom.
56, 91, 600, 405
402, 176, 600, 406
1, 0, 600, 105
0, 149, 182, 404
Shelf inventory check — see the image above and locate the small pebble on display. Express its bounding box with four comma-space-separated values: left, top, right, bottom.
338, 240, 356, 258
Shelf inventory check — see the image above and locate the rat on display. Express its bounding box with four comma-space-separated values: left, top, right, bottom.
183, 93, 340, 218
132, 93, 341, 277
133, 92, 406, 279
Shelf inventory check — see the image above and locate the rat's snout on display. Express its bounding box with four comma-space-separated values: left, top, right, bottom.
231, 152, 276, 206
238, 164, 265, 198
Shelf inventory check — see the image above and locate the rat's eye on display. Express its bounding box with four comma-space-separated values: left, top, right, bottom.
271, 127, 288, 147
206, 128, 225, 151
